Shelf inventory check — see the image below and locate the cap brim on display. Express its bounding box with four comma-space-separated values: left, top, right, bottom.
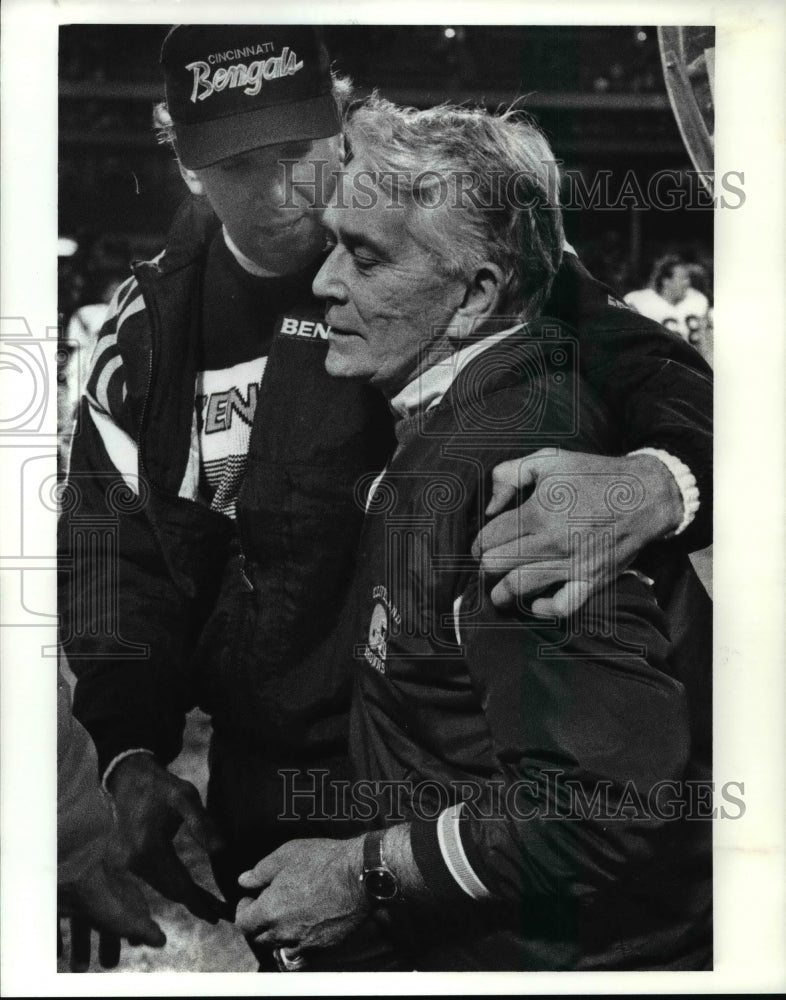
174, 93, 341, 170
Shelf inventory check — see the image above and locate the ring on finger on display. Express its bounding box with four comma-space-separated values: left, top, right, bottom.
273, 946, 307, 972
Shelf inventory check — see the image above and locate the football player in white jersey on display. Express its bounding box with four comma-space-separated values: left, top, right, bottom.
624, 254, 711, 348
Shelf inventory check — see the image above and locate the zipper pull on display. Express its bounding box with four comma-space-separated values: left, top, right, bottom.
238, 553, 254, 592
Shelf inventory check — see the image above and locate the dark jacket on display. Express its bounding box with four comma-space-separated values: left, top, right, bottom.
59, 196, 712, 783
346, 327, 711, 970
59, 197, 392, 774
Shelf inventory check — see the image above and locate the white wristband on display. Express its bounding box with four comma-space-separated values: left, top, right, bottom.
629, 448, 700, 537
102, 747, 156, 792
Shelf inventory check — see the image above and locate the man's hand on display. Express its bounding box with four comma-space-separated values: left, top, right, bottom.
235, 837, 368, 957
107, 753, 229, 924
473, 449, 683, 616
58, 835, 166, 971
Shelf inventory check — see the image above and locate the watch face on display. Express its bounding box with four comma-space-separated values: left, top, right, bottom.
364, 866, 398, 902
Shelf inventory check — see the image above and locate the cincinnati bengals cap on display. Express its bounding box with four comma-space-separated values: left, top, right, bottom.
161, 25, 341, 169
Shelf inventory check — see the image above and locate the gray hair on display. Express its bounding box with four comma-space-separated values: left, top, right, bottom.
344, 95, 564, 320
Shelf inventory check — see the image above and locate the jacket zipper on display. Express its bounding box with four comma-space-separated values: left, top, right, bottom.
132, 261, 164, 494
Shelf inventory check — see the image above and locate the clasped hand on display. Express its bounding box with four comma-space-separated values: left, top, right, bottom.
235, 837, 368, 957
474, 449, 682, 615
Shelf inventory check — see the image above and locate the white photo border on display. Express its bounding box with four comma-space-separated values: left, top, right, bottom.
1, 0, 784, 994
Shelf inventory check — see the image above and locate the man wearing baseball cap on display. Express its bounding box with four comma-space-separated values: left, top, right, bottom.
60, 24, 712, 971
161, 24, 342, 168
158, 24, 346, 272
61, 25, 399, 970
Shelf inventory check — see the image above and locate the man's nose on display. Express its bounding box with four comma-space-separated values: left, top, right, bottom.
312, 247, 346, 302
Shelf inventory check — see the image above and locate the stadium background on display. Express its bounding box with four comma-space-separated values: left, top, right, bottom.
59, 24, 714, 314
57, 24, 713, 973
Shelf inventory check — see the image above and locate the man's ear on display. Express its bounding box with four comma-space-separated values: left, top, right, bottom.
457, 263, 504, 327
178, 162, 205, 196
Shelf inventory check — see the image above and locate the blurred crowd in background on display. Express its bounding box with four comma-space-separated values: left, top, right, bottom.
58, 24, 714, 467
61, 24, 671, 91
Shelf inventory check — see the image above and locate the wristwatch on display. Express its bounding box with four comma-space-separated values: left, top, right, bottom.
360, 830, 400, 904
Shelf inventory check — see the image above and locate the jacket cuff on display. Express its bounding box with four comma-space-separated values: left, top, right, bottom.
102, 747, 157, 791
410, 803, 493, 902
71, 668, 186, 775
628, 447, 700, 537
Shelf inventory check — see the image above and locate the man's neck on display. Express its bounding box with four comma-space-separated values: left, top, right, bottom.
379, 316, 522, 403
222, 226, 311, 279
387, 321, 525, 421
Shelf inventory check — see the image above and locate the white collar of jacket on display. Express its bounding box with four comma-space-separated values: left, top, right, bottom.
389, 322, 526, 423
222, 226, 283, 278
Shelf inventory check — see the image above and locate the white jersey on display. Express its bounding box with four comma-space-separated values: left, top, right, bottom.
194, 356, 268, 519
623, 287, 709, 342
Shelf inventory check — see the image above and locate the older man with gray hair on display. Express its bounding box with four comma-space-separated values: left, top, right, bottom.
235, 97, 712, 972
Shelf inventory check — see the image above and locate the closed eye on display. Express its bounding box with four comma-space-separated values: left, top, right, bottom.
322, 226, 381, 273
350, 249, 378, 272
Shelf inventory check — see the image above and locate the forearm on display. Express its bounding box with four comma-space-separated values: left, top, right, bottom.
59, 410, 194, 770
628, 447, 700, 536
353, 820, 481, 906
620, 366, 712, 550
622, 448, 697, 540
380, 823, 428, 900
446, 583, 692, 902
323, 825, 428, 904
608, 361, 712, 549
567, 295, 713, 550
69, 658, 189, 775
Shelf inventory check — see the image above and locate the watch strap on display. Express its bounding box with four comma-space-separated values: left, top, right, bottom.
361, 829, 400, 904
363, 829, 385, 872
